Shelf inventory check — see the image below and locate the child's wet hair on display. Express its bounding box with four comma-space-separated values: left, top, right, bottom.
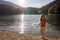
41, 15, 45, 18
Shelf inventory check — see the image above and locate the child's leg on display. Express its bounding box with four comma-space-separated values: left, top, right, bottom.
40, 27, 45, 38
40, 27, 48, 40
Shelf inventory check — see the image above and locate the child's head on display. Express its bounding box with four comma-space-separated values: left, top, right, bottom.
40, 15, 46, 20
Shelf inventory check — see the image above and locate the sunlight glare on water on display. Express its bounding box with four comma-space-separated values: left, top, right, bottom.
20, 14, 24, 34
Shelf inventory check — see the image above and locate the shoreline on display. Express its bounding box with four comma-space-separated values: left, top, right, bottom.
0, 30, 60, 40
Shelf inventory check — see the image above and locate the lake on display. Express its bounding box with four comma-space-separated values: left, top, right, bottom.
0, 15, 41, 34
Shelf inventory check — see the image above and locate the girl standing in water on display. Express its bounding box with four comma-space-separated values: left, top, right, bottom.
39, 15, 48, 40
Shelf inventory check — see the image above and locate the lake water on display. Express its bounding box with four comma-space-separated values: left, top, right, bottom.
0, 15, 60, 37
0, 15, 41, 34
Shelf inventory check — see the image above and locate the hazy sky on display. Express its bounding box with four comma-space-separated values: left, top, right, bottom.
4, 0, 55, 8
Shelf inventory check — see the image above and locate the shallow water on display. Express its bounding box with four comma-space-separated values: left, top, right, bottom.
0, 15, 60, 37
0, 15, 40, 34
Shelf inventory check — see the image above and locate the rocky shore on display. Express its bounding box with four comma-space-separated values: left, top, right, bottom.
0, 30, 60, 40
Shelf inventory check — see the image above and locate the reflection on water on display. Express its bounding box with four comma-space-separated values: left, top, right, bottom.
20, 14, 24, 34
0, 15, 40, 34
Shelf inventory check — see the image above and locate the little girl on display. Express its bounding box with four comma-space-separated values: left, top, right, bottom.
39, 15, 48, 40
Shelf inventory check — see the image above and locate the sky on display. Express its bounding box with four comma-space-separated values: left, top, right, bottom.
4, 0, 55, 8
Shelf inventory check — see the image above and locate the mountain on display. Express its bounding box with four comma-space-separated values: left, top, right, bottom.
0, 1, 23, 15
24, 7, 39, 15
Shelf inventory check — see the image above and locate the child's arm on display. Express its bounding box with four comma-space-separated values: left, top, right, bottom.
38, 22, 41, 27
45, 22, 48, 27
